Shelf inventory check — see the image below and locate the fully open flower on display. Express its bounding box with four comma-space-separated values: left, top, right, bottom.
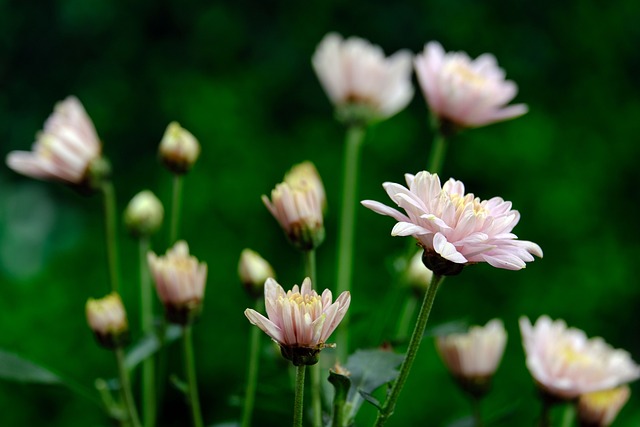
436, 319, 507, 398
312, 32, 413, 124
148, 241, 207, 325
414, 41, 527, 130
361, 171, 542, 275
578, 386, 630, 427
520, 316, 640, 400
244, 277, 350, 365
6, 96, 102, 185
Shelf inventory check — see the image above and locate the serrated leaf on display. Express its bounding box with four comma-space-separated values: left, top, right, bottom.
125, 324, 182, 370
0, 349, 62, 384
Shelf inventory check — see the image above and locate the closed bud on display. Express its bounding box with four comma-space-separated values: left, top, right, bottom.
578, 386, 630, 427
284, 161, 327, 212
86, 293, 129, 349
159, 122, 200, 174
405, 250, 433, 295
238, 249, 275, 298
124, 190, 164, 237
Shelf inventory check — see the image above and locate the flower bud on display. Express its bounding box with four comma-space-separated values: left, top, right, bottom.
405, 250, 433, 295
148, 241, 207, 325
578, 386, 630, 427
284, 161, 327, 212
124, 190, 164, 237
86, 293, 129, 349
158, 122, 200, 174
238, 249, 275, 298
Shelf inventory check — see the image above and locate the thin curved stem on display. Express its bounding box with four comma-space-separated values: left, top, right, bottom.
139, 237, 156, 427
471, 396, 484, 427
241, 298, 264, 427
101, 181, 120, 292
183, 325, 204, 427
115, 347, 141, 427
170, 175, 184, 245
293, 365, 307, 427
427, 130, 447, 175
374, 274, 444, 427
335, 124, 366, 360
304, 249, 322, 427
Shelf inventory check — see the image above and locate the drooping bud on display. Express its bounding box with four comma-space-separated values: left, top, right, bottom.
86, 293, 129, 349
238, 249, 275, 299
147, 240, 207, 325
124, 190, 164, 237
158, 122, 200, 174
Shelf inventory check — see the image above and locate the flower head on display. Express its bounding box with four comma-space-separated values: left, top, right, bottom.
86, 292, 128, 349
578, 386, 630, 427
6, 96, 103, 186
244, 277, 350, 366
284, 161, 327, 212
436, 319, 507, 398
238, 249, 275, 298
148, 241, 207, 325
159, 122, 200, 174
262, 177, 325, 251
519, 316, 640, 400
124, 190, 164, 237
414, 41, 527, 130
361, 171, 542, 275
312, 32, 414, 124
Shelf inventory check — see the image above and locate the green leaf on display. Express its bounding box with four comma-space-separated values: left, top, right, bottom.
0, 349, 62, 384
424, 319, 469, 337
358, 390, 382, 411
125, 324, 182, 370
342, 349, 404, 421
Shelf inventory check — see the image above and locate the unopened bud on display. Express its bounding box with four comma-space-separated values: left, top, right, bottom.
86, 293, 129, 349
284, 161, 327, 212
238, 249, 275, 298
405, 251, 433, 295
159, 122, 200, 174
124, 190, 164, 237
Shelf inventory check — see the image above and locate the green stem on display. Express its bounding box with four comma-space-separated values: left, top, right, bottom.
101, 181, 120, 292
170, 175, 184, 244
139, 237, 156, 427
539, 398, 552, 427
374, 274, 444, 427
241, 298, 264, 427
335, 124, 366, 360
304, 250, 322, 427
394, 294, 418, 344
427, 131, 447, 175
471, 396, 484, 427
116, 347, 142, 427
293, 365, 307, 427
183, 325, 204, 427
560, 403, 575, 427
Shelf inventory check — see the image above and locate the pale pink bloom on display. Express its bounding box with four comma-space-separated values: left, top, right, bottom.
262, 182, 324, 250
6, 96, 101, 184
361, 171, 542, 272
86, 292, 128, 336
284, 161, 327, 212
436, 319, 507, 380
244, 277, 350, 351
414, 41, 527, 128
148, 241, 207, 324
578, 386, 630, 427
520, 316, 640, 399
312, 32, 414, 121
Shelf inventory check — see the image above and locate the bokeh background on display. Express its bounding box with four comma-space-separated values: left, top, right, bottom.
1, 0, 640, 425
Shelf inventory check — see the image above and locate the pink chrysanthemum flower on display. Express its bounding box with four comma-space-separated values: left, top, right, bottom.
312, 32, 414, 123
520, 316, 640, 400
414, 41, 527, 130
6, 96, 102, 184
361, 171, 542, 275
244, 277, 350, 366
148, 241, 208, 325
436, 319, 507, 381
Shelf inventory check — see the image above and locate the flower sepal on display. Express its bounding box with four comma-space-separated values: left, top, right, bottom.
280, 343, 335, 366
164, 299, 203, 326
70, 156, 111, 195
335, 102, 379, 127
421, 248, 465, 276
453, 374, 492, 400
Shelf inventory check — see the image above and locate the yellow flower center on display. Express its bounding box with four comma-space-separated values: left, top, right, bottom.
449, 193, 487, 217
444, 58, 488, 89
559, 344, 595, 367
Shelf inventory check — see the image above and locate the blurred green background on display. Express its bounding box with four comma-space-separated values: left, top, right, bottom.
1, 0, 639, 425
